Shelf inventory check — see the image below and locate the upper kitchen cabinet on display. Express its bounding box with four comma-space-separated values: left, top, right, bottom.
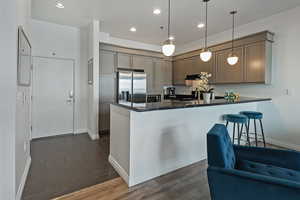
172, 31, 274, 85
100, 50, 116, 74
117, 53, 132, 69
153, 59, 173, 93
193, 55, 215, 83
173, 59, 186, 85
173, 56, 214, 85
244, 41, 272, 83
215, 47, 244, 83
132, 55, 155, 93
163, 60, 173, 86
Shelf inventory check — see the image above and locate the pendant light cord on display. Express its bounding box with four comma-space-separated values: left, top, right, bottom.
231, 11, 237, 52
232, 12, 234, 52
205, 0, 208, 49
168, 0, 171, 39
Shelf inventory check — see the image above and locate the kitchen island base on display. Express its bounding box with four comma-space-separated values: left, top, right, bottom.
109, 101, 269, 187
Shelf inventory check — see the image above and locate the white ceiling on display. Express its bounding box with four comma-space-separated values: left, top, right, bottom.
32, 0, 300, 45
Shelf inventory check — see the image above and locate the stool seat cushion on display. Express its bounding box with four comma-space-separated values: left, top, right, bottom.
237, 159, 300, 182
224, 114, 248, 123
240, 111, 263, 119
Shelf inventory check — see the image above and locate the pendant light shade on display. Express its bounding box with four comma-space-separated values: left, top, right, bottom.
162, 0, 175, 57
200, 0, 212, 62
227, 52, 239, 65
162, 39, 175, 57
227, 10, 238, 66
200, 49, 212, 62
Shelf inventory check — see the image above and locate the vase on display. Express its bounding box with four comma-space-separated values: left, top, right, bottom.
203, 92, 211, 103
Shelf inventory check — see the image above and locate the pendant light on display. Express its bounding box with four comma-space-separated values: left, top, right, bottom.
227, 11, 239, 66
162, 0, 175, 57
200, 0, 212, 62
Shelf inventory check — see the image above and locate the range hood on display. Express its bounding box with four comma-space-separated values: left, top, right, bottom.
185, 74, 201, 80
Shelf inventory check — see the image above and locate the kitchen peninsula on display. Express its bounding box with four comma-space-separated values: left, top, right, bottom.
109, 97, 271, 187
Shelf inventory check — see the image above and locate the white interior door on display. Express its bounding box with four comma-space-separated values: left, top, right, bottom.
32, 57, 74, 139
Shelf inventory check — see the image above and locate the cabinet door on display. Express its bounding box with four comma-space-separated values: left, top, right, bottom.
132, 55, 155, 93
163, 60, 173, 86
117, 53, 131, 69
99, 103, 110, 132
215, 47, 244, 83
153, 59, 163, 93
244, 42, 265, 83
193, 55, 215, 83
173, 59, 186, 85
99, 50, 116, 132
152, 59, 173, 93
100, 50, 116, 74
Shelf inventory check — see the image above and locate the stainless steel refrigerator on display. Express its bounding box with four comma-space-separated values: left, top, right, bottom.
116, 69, 147, 105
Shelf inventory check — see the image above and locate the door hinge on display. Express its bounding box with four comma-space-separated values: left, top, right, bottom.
30, 126, 32, 132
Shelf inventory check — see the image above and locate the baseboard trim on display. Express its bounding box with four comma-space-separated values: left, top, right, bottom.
87, 129, 99, 140
109, 155, 129, 185
16, 156, 31, 200
266, 137, 300, 151
75, 129, 88, 134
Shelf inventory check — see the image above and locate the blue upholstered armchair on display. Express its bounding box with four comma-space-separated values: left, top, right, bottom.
207, 124, 300, 200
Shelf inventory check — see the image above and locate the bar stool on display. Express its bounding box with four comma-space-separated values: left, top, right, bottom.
224, 114, 250, 145
240, 111, 266, 147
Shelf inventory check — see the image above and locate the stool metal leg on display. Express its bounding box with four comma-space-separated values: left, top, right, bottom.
238, 123, 244, 145
232, 123, 236, 144
246, 121, 250, 146
254, 119, 258, 147
259, 119, 266, 147
237, 123, 240, 145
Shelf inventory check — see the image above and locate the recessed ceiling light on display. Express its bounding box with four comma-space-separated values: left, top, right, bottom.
56, 2, 64, 9
169, 36, 175, 41
197, 23, 205, 28
130, 27, 137, 32
153, 9, 161, 15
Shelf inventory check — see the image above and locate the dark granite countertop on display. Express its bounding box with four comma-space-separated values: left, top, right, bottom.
113, 97, 272, 112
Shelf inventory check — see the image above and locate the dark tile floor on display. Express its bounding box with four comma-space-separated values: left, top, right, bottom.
22, 134, 119, 200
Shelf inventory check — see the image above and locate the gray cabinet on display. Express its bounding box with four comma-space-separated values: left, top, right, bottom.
132, 55, 155, 93
117, 53, 131, 69
153, 59, 173, 93
172, 31, 273, 85
173, 56, 214, 85
215, 47, 244, 83
244, 41, 271, 83
99, 50, 116, 133
99, 44, 173, 133
173, 59, 187, 85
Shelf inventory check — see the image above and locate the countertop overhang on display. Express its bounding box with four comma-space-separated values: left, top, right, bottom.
113, 97, 272, 112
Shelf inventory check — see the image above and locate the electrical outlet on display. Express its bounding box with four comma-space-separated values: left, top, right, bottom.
285, 89, 293, 96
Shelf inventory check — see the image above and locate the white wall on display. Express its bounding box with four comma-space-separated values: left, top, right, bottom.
0, 0, 18, 199
84, 20, 100, 140
30, 19, 88, 134
176, 6, 300, 150
15, 0, 32, 199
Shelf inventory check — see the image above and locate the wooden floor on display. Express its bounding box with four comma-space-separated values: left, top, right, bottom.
52, 141, 285, 200
22, 134, 119, 200
53, 160, 211, 200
